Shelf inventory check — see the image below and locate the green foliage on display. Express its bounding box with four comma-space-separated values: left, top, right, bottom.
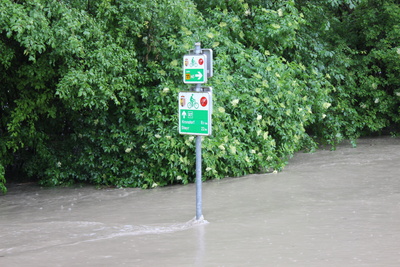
0, 164, 5, 194
294, 0, 400, 143
0, 0, 399, 192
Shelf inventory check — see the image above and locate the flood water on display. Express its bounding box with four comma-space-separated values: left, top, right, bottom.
1, 137, 400, 266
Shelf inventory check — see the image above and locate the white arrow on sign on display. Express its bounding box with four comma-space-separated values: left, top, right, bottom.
182, 111, 187, 118
195, 72, 203, 80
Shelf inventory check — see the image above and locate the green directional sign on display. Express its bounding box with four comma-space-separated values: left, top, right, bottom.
185, 69, 205, 83
179, 91, 212, 135
183, 55, 207, 84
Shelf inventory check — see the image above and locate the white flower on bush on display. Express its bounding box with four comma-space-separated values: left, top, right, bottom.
218, 144, 225, 151
397, 48, 400, 55
176, 176, 182, 181
152, 182, 158, 188
374, 98, 379, 104
277, 9, 283, 17
231, 99, 239, 106
396, 92, 400, 97
251, 149, 256, 154
57, 162, 62, 168
125, 147, 132, 153
322, 102, 331, 109
155, 134, 161, 138
188, 136, 195, 142
360, 103, 367, 109
206, 167, 212, 172
263, 131, 269, 140
229, 145, 237, 154
257, 114, 262, 121
253, 73, 262, 79
206, 32, 214, 38
218, 107, 225, 113
271, 24, 281, 29
162, 87, 170, 93
322, 114, 327, 119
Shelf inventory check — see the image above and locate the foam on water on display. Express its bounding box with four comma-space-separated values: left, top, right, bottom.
0, 217, 209, 255
85, 216, 209, 241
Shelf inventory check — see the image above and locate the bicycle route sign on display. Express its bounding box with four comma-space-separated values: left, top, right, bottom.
179, 91, 212, 135
183, 54, 207, 84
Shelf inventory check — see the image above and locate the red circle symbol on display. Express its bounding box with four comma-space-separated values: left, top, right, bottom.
200, 97, 208, 107
198, 58, 204, 65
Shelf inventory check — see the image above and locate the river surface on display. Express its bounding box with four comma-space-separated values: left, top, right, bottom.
1, 137, 400, 266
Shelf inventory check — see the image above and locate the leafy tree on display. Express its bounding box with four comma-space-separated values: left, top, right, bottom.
1, 0, 399, 193
293, 0, 400, 143
0, 0, 141, 190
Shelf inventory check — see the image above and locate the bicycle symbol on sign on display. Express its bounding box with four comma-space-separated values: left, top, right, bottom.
187, 94, 199, 109
189, 57, 199, 67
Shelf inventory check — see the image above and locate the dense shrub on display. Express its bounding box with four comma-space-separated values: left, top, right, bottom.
0, 0, 399, 193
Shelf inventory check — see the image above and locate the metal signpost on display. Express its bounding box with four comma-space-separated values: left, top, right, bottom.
180, 42, 213, 220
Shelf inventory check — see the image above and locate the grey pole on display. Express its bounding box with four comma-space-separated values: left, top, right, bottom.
195, 134, 202, 220
194, 42, 203, 220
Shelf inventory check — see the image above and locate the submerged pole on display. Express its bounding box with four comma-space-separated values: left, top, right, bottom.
194, 42, 203, 220
195, 134, 202, 220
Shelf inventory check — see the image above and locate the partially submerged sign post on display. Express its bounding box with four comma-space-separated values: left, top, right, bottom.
180, 43, 213, 220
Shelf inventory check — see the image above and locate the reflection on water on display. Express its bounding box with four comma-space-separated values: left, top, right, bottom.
195, 223, 206, 267
1, 137, 400, 266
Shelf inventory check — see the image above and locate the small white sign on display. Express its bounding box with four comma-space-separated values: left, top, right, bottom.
183, 55, 207, 84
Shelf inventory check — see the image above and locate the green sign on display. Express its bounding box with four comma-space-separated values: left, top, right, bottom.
183, 55, 207, 84
179, 92, 212, 135
184, 69, 205, 83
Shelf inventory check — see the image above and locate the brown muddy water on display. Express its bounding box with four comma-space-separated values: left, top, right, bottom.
1, 137, 400, 266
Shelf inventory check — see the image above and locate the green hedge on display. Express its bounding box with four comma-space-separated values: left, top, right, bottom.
0, 0, 399, 193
